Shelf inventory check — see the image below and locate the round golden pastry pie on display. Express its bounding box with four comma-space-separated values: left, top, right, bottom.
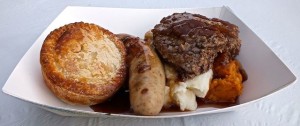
40, 22, 126, 105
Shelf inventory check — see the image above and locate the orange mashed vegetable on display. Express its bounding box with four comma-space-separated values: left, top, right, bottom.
205, 53, 246, 103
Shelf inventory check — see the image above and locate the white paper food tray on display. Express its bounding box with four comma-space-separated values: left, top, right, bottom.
2, 6, 296, 118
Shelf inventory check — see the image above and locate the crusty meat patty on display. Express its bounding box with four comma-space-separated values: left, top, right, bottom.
152, 12, 241, 81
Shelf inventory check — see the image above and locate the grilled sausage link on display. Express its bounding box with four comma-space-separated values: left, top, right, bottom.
117, 34, 165, 115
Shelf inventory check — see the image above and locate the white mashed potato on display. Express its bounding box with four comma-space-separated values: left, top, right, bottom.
164, 64, 213, 111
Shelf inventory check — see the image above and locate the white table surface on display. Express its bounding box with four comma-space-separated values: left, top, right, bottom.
1, 0, 300, 125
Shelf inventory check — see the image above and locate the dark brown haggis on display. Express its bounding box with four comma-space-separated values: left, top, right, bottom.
152, 12, 241, 81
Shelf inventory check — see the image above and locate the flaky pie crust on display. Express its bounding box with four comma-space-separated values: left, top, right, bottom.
40, 22, 126, 105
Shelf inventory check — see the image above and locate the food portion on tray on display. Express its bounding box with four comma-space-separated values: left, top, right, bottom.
40, 12, 247, 116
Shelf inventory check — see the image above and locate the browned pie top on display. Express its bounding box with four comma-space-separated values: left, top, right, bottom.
40, 22, 126, 97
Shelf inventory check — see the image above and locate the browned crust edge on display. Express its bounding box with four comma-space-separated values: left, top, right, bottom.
40, 22, 126, 105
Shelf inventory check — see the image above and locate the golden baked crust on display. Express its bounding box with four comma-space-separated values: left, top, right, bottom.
40, 22, 126, 105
